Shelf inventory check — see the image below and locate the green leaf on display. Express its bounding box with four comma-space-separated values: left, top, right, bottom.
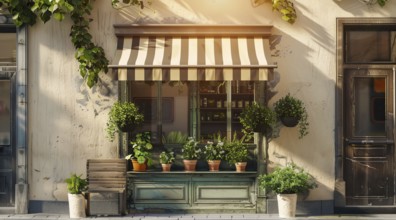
53, 12, 64, 21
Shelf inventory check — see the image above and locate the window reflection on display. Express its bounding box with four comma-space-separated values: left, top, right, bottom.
354, 77, 386, 136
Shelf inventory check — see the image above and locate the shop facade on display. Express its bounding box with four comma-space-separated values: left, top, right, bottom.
1, 0, 396, 215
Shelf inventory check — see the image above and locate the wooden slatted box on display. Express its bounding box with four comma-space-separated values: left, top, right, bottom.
86, 159, 127, 216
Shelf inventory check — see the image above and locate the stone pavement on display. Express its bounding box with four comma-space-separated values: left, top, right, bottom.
1, 214, 396, 220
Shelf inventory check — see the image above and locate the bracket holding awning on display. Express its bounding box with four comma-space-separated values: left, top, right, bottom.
109, 25, 277, 81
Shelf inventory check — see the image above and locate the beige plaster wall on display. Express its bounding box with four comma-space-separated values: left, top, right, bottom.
27, 0, 396, 201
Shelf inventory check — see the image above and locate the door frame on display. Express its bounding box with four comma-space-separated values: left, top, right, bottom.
335, 18, 396, 211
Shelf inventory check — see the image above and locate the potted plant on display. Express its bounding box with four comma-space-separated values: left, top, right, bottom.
258, 163, 317, 218
106, 101, 144, 141
162, 131, 188, 170
159, 150, 175, 172
203, 139, 226, 172
239, 102, 276, 134
65, 173, 88, 218
224, 133, 249, 172
181, 137, 201, 172
125, 132, 153, 172
273, 93, 309, 139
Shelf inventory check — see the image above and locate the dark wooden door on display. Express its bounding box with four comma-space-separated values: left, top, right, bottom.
344, 68, 394, 205
0, 78, 14, 206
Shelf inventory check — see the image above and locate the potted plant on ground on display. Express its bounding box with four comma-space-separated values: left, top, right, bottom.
273, 93, 309, 139
203, 139, 225, 172
106, 101, 144, 141
224, 133, 249, 172
239, 102, 276, 139
159, 150, 175, 172
125, 132, 153, 172
258, 163, 317, 218
181, 137, 201, 172
65, 173, 88, 218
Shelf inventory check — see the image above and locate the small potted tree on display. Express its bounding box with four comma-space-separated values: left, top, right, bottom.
65, 173, 88, 218
224, 133, 249, 172
159, 150, 175, 172
106, 101, 144, 141
258, 163, 317, 218
203, 139, 225, 172
273, 93, 309, 139
181, 137, 201, 172
125, 132, 153, 172
239, 102, 276, 137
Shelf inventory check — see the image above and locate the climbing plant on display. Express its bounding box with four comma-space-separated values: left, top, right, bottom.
0, 0, 389, 87
0, 0, 142, 88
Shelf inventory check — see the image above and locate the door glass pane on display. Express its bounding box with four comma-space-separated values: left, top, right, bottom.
354, 77, 386, 136
0, 80, 10, 145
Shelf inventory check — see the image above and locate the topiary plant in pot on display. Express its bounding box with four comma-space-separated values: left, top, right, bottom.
273, 93, 309, 139
258, 163, 317, 218
106, 101, 144, 142
239, 102, 276, 139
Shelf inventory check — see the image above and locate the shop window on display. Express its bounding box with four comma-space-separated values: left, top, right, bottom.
129, 80, 255, 143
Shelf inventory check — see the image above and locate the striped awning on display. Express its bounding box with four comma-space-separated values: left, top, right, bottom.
109, 27, 277, 81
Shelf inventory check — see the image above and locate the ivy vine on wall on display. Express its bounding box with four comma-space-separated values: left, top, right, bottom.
0, 0, 143, 88
0, 0, 388, 87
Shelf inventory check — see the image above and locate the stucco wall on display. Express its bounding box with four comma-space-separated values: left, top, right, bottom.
27, 0, 396, 202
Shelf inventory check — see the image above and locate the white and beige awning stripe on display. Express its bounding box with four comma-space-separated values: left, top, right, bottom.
109, 36, 277, 81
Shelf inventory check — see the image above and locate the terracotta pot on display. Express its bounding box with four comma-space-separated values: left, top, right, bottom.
161, 163, 172, 172
132, 159, 147, 172
207, 160, 221, 171
183, 160, 197, 172
235, 162, 247, 172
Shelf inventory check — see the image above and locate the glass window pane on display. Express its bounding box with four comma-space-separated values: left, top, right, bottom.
130, 82, 159, 142
354, 77, 386, 136
346, 31, 392, 63
0, 80, 10, 145
199, 81, 227, 140
161, 82, 189, 139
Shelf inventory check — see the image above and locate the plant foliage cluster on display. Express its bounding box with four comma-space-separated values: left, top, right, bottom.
181, 137, 202, 160
239, 102, 276, 140
203, 140, 225, 161
0, 0, 142, 88
162, 131, 188, 144
258, 163, 317, 194
159, 150, 175, 164
106, 101, 144, 141
224, 133, 249, 164
65, 173, 87, 194
126, 132, 153, 165
274, 93, 309, 139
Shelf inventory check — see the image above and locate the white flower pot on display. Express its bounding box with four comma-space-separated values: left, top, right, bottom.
68, 193, 86, 218
277, 193, 297, 218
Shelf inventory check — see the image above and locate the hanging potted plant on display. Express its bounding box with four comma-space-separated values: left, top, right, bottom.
224, 133, 249, 172
239, 102, 276, 134
203, 139, 226, 172
106, 101, 144, 141
258, 163, 317, 218
125, 132, 153, 172
181, 137, 202, 172
65, 173, 88, 219
273, 93, 309, 139
159, 150, 175, 172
